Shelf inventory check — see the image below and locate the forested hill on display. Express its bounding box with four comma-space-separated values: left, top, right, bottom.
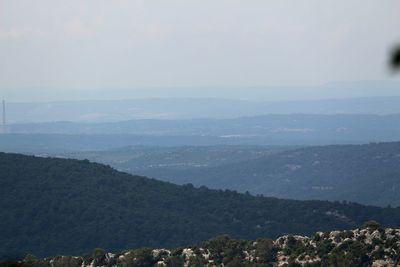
137, 142, 400, 207
1, 153, 400, 258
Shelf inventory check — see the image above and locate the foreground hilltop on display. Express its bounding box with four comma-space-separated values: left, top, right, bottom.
1, 152, 400, 257
6, 222, 400, 267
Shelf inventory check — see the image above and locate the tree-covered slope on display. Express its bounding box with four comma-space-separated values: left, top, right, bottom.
1, 152, 400, 258
136, 142, 400, 207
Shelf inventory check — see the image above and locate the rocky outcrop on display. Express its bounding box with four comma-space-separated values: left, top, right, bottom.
6, 224, 400, 267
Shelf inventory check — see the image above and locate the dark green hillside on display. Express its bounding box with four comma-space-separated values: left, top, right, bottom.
137, 142, 400, 207
1, 152, 400, 257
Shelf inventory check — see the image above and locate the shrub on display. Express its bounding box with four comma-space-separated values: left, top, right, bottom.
361, 220, 381, 230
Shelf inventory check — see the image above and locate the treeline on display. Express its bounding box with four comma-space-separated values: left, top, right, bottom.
2, 222, 399, 267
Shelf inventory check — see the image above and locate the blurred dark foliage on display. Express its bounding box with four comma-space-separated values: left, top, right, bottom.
391, 46, 400, 70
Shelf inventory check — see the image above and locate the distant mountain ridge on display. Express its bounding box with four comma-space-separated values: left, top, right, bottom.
1, 152, 400, 257
5, 113, 400, 146
134, 142, 400, 207
6, 96, 400, 123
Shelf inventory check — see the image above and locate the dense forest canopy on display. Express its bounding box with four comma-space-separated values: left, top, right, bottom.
1, 152, 400, 258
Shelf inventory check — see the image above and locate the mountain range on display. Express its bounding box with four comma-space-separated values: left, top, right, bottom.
6, 94, 400, 123
5, 113, 400, 146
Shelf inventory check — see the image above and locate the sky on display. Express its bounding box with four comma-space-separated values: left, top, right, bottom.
1, 0, 400, 101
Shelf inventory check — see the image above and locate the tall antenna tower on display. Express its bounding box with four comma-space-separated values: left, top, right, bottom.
2, 100, 5, 126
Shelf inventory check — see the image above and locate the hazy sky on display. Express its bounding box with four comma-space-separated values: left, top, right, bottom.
1, 0, 400, 101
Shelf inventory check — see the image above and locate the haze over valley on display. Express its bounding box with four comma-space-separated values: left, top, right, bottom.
2, 1, 400, 266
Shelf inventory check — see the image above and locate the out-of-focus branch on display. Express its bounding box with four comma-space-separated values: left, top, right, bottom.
391, 46, 400, 70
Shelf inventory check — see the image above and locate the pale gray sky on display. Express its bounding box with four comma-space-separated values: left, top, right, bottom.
1, 0, 400, 101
